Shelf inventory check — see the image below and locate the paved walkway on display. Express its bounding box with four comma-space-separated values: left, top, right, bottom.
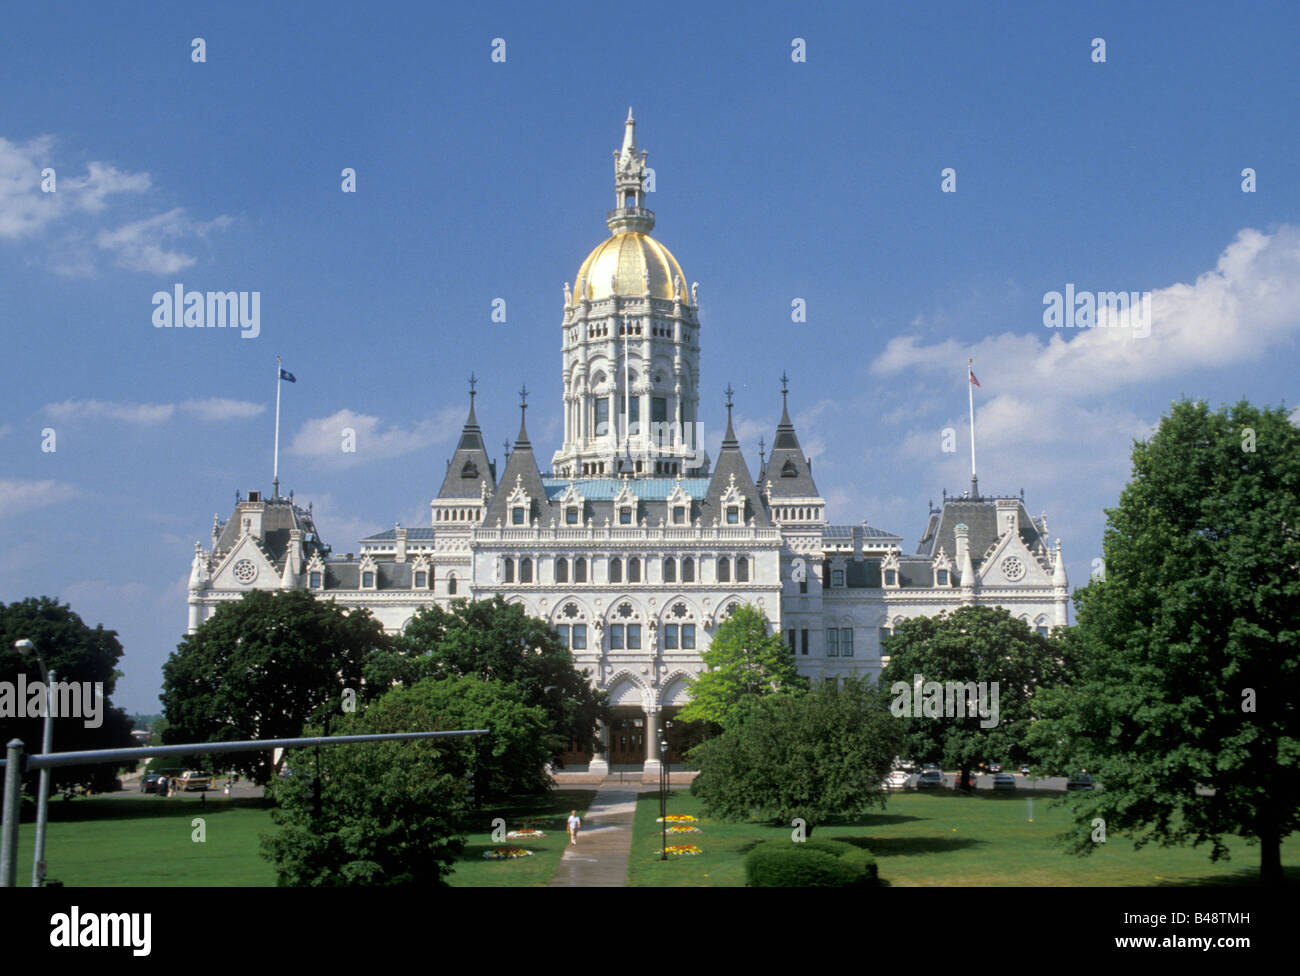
548, 784, 645, 887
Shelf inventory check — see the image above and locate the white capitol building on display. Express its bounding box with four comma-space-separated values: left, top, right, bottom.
186, 112, 1069, 775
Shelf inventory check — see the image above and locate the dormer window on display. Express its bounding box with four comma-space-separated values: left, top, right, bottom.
309, 571, 322, 589
781, 460, 797, 478
566, 507, 579, 525
884, 569, 897, 586
461, 460, 478, 479
673, 506, 686, 524
620, 507, 633, 525
937, 569, 949, 586
832, 569, 844, 587
727, 506, 740, 524
414, 571, 427, 588
362, 571, 375, 588
512, 507, 525, 525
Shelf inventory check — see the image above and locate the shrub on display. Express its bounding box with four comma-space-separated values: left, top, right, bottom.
745, 838, 879, 887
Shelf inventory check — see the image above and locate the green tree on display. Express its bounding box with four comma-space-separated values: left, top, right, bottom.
364, 597, 605, 765
161, 590, 386, 784
880, 605, 1073, 790
688, 676, 903, 836
0, 597, 135, 792
677, 603, 808, 728
260, 680, 477, 886
1029, 399, 1300, 885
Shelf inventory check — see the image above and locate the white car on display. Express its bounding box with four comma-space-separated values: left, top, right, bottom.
884, 770, 910, 789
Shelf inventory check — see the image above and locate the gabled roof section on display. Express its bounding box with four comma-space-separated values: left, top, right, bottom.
700, 397, 770, 527
764, 381, 820, 499
916, 496, 1045, 568
437, 390, 496, 499
212, 493, 326, 570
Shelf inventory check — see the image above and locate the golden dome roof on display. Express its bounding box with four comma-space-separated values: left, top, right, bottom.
574, 232, 688, 304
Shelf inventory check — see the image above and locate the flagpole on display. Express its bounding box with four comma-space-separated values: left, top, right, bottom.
273, 356, 282, 499
967, 358, 977, 499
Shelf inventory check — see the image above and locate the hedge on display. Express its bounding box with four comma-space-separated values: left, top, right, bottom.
745, 838, 879, 887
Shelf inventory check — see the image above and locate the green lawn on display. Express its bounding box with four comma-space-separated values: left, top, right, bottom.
447, 789, 595, 886
15, 789, 596, 887
627, 788, 1300, 886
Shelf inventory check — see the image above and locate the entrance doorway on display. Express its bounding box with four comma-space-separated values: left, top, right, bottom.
608, 708, 645, 765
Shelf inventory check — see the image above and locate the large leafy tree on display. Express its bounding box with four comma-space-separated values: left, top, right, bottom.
364, 597, 605, 764
1029, 399, 1300, 884
677, 603, 808, 728
0, 597, 135, 791
260, 680, 477, 886
161, 590, 386, 783
880, 605, 1073, 790
689, 676, 903, 836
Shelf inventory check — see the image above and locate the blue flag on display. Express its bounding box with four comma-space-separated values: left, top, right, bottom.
279, 368, 296, 383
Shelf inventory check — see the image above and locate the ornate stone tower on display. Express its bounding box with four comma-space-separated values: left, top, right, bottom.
552, 109, 706, 479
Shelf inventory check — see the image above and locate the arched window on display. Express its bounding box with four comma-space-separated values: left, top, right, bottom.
736, 556, 749, 582
628, 557, 641, 583
447, 573, 458, 595
555, 557, 569, 584
682, 557, 695, 583
362, 571, 375, 588
503, 558, 515, 584
520, 557, 533, 584
575, 557, 588, 583
663, 557, 676, 583
609, 557, 622, 584
717, 557, 730, 583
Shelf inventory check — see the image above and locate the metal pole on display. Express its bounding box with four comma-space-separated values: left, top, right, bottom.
967, 359, 977, 485
32, 667, 54, 887
1, 740, 23, 888
273, 356, 282, 498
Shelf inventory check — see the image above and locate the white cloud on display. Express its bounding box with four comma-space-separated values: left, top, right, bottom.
95, 207, 232, 274
0, 134, 230, 274
44, 398, 264, 425
871, 225, 1300, 399
288, 406, 465, 465
0, 478, 81, 517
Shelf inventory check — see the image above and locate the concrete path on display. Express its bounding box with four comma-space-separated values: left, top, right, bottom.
548, 784, 644, 887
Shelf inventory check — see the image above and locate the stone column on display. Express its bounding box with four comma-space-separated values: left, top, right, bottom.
642, 704, 663, 778
587, 719, 609, 777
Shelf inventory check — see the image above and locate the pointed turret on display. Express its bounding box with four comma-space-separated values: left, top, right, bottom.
701, 386, 770, 527
437, 375, 497, 499
484, 386, 550, 526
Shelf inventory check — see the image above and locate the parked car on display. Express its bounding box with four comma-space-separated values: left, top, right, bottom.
1018, 764, 1032, 776
140, 773, 163, 794
177, 770, 213, 792
1066, 772, 1095, 791
917, 769, 945, 789
884, 770, 911, 790
992, 772, 1017, 790
987, 762, 1003, 773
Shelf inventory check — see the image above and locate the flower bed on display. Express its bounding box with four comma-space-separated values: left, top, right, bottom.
483, 846, 534, 860
667, 825, 701, 833
663, 844, 702, 855
655, 814, 698, 823
506, 829, 546, 839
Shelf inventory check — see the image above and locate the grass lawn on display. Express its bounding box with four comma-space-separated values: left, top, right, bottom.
447, 789, 596, 887
15, 788, 597, 887
627, 788, 1300, 886
16, 794, 278, 886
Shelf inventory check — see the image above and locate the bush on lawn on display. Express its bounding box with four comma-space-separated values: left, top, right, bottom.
745, 838, 879, 887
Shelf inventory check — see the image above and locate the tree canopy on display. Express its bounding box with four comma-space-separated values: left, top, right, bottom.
879, 604, 1073, 788
688, 676, 903, 835
1028, 398, 1300, 884
364, 597, 605, 763
260, 679, 478, 886
0, 596, 135, 791
161, 590, 386, 783
676, 603, 808, 728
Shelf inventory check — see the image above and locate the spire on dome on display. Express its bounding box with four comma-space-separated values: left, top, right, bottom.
608, 109, 653, 234
516, 384, 531, 446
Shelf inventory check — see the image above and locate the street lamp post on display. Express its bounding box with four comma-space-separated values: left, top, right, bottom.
658, 730, 669, 861
14, 639, 54, 888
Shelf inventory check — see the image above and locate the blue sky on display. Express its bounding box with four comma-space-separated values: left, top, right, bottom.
2, 1, 1297, 713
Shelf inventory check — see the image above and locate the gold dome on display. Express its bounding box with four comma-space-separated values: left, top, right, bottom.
574, 232, 688, 304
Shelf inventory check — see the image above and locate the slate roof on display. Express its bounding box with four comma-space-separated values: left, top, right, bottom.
762, 392, 820, 499
359, 528, 437, 543
483, 406, 551, 526
915, 496, 1045, 568
699, 405, 771, 527
437, 394, 497, 499
213, 494, 326, 570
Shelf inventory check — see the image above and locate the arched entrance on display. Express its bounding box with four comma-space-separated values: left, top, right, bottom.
607, 677, 645, 767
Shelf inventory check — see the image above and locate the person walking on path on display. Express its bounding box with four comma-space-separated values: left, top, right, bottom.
567, 810, 582, 845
